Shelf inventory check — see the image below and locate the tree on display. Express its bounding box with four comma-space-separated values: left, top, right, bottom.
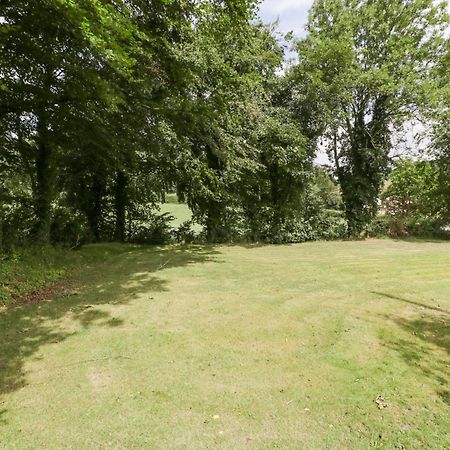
0, 0, 203, 244
173, 8, 285, 242
432, 39, 450, 222
381, 159, 443, 224
291, 0, 448, 235
0, 0, 144, 243
240, 106, 310, 242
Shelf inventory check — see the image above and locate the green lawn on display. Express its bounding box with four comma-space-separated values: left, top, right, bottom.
159, 196, 203, 232
0, 240, 449, 448
159, 202, 194, 227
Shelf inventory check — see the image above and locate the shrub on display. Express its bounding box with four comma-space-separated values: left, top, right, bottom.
128, 213, 175, 245
50, 206, 89, 247
174, 221, 197, 244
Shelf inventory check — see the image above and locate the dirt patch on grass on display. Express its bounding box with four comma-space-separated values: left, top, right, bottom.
12, 279, 80, 305
88, 370, 113, 389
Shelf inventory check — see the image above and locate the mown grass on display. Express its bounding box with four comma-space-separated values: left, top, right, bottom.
0, 239, 449, 448
159, 202, 194, 227
159, 195, 203, 232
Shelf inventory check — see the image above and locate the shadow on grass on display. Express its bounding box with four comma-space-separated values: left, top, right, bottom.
0, 244, 220, 419
391, 236, 450, 244
381, 309, 449, 406
372, 291, 449, 315
0, 409, 7, 425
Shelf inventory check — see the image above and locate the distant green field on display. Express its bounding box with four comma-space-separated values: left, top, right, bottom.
159, 195, 202, 232
159, 202, 193, 227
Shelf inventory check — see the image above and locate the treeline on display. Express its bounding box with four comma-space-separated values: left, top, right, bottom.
0, 0, 449, 249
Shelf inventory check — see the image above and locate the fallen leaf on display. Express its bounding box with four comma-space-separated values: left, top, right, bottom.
375, 395, 388, 410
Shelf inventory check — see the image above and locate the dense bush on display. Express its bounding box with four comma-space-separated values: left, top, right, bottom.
368, 215, 450, 239
50, 206, 89, 247
403, 218, 450, 239
374, 159, 450, 238
367, 215, 392, 237
308, 210, 348, 241
128, 213, 175, 245
175, 221, 198, 244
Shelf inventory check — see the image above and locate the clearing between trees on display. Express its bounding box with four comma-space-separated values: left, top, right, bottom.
0, 239, 449, 448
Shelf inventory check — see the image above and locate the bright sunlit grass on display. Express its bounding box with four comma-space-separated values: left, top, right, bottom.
0, 239, 449, 448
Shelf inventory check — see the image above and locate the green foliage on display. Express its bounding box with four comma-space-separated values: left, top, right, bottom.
382, 160, 442, 219
174, 221, 198, 244
50, 205, 89, 247
128, 212, 175, 245
173, 16, 308, 243
432, 46, 450, 221
291, 0, 448, 235
0, 173, 34, 249
380, 159, 448, 237
304, 168, 348, 240
0, 0, 447, 247
2, 0, 303, 246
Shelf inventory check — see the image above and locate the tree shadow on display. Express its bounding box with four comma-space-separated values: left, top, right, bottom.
371, 291, 449, 315
0, 244, 220, 420
390, 236, 450, 244
380, 310, 449, 406
0, 409, 7, 425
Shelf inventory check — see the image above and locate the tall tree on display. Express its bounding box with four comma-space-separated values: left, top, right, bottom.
291, 0, 448, 234
0, 0, 201, 244
173, 4, 278, 242
0, 0, 143, 243
432, 39, 450, 221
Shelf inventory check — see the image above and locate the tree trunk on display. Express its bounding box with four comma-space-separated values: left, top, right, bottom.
114, 170, 128, 242
0, 213, 3, 250
206, 200, 222, 243
204, 145, 226, 243
268, 162, 284, 238
87, 174, 105, 242
33, 112, 54, 244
